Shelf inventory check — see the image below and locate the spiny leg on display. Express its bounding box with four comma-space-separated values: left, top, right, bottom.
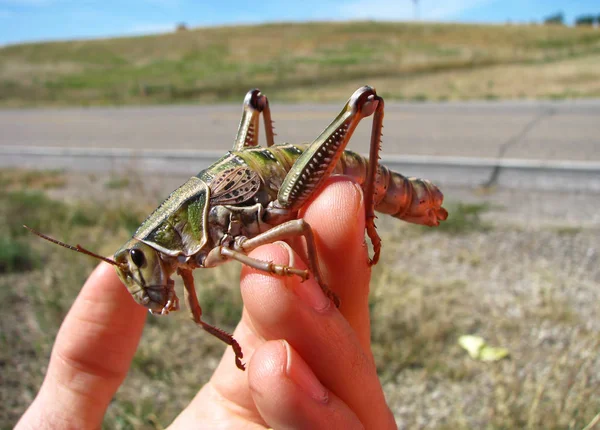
364, 98, 384, 266
233, 219, 340, 307
177, 268, 245, 371
220, 247, 309, 281
261, 94, 275, 147
232, 88, 275, 150
275, 85, 384, 265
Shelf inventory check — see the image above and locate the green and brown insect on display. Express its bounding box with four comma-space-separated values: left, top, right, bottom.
28, 86, 448, 371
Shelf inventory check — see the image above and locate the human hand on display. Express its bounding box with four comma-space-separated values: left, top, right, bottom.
16, 177, 395, 429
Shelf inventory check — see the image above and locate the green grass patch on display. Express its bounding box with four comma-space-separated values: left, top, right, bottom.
551, 225, 583, 235
410, 93, 428, 102
198, 283, 243, 332
436, 202, 493, 234
100, 206, 145, 235
0, 237, 38, 273
104, 176, 131, 189
0, 169, 66, 191
2, 190, 69, 238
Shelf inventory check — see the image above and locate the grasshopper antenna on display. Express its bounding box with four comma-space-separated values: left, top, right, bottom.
24, 225, 121, 267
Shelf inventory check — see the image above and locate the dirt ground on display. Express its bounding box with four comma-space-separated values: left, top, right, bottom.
1, 170, 599, 428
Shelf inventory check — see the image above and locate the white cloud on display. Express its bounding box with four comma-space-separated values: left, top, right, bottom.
340, 0, 495, 21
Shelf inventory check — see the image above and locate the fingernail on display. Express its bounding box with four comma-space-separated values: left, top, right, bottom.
275, 241, 330, 311
274, 241, 296, 268
352, 181, 365, 211
283, 340, 329, 404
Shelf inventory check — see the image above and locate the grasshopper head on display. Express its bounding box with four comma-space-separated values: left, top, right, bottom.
24, 225, 179, 315
114, 241, 178, 314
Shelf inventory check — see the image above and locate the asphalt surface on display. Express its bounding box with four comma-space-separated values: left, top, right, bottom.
1, 101, 599, 191
1, 100, 599, 161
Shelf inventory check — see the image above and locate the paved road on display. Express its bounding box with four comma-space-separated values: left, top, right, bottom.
2, 100, 599, 161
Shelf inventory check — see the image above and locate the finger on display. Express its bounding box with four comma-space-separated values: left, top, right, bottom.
17, 263, 147, 429
171, 303, 269, 427
241, 244, 395, 429
299, 177, 372, 351
249, 340, 363, 430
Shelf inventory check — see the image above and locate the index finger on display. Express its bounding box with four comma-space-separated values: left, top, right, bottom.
299, 177, 372, 351
16, 263, 147, 429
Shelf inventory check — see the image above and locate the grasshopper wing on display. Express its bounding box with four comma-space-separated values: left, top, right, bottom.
209, 166, 261, 205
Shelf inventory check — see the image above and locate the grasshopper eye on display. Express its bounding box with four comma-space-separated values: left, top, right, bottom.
130, 248, 146, 268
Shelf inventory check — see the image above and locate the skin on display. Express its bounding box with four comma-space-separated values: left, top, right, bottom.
16, 177, 396, 429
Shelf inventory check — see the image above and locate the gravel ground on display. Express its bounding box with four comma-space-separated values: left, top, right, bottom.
376, 223, 599, 428
372, 185, 600, 428
442, 186, 600, 227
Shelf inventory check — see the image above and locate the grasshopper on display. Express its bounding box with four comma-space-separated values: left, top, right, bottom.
28, 86, 448, 371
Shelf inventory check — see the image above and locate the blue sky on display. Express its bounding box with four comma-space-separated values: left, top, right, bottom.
0, 0, 598, 45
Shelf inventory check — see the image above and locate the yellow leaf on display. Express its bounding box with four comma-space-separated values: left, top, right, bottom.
458, 335, 509, 362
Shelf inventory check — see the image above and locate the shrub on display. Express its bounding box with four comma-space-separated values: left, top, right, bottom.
575, 15, 595, 26
543, 12, 564, 25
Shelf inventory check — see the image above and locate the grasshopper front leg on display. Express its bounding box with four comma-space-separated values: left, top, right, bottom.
232, 88, 275, 150
232, 219, 340, 307
276, 86, 384, 265
178, 268, 245, 370
202, 219, 340, 306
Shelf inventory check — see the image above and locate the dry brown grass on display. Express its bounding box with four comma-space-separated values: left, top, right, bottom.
1, 21, 600, 106
281, 52, 600, 101
1, 169, 599, 429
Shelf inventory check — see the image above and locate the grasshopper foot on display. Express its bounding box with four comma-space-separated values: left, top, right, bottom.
327, 289, 341, 308
269, 262, 310, 282
160, 291, 180, 315
317, 282, 340, 308
231, 337, 246, 371
220, 246, 309, 283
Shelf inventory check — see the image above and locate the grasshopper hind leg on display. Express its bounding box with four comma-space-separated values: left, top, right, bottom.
275, 86, 384, 266
232, 88, 275, 150
363, 96, 384, 266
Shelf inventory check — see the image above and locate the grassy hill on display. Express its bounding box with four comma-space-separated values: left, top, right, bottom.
1, 21, 600, 106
